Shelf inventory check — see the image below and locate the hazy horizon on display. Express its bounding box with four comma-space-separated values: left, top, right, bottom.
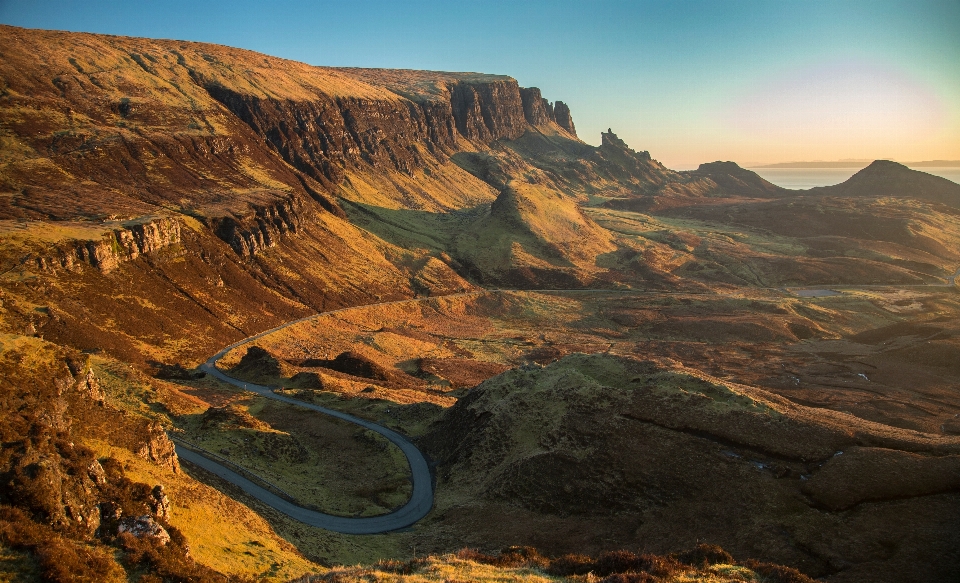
2, 0, 957, 169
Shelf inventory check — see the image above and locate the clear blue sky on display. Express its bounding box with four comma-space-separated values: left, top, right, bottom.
2, 0, 958, 168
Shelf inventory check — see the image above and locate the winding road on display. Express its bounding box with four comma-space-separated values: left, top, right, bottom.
173, 268, 960, 534
171, 295, 473, 534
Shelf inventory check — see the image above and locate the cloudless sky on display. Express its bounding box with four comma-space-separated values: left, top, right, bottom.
1, 0, 958, 168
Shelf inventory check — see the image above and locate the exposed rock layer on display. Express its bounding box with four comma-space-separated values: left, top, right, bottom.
35, 216, 182, 273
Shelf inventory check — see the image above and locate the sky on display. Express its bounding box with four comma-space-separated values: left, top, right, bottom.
1, 0, 958, 168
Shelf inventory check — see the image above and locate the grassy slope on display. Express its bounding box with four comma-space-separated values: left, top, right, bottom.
0, 332, 323, 581
454, 182, 616, 285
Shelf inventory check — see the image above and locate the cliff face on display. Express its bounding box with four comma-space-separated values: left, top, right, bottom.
552, 101, 576, 136
207, 196, 303, 257
205, 76, 552, 187
203, 87, 433, 187
518, 87, 577, 136
0, 25, 578, 244
33, 216, 182, 273
519, 87, 552, 126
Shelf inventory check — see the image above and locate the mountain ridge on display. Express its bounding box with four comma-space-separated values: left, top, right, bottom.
754, 159, 960, 169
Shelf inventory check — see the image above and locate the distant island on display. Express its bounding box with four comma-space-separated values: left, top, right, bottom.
753, 159, 960, 168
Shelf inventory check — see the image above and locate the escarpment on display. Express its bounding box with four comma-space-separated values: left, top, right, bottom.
449, 79, 527, 142
0, 25, 579, 259
207, 71, 572, 187
207, 196, 304, 257
29, 216, 182, 273
202, 86, 435, 186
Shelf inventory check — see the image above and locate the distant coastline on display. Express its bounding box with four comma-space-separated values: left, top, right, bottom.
752, 159, 960, 169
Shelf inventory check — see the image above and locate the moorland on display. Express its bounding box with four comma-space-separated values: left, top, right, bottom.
1, 24, 959, 583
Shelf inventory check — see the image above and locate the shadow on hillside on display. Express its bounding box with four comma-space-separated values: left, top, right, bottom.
340, 199, 488, 252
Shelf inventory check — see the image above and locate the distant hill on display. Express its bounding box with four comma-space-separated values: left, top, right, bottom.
755, 159, 960, 169
812, 160, 960, 207
683, 161, 785, 196
904, 160, 960, 168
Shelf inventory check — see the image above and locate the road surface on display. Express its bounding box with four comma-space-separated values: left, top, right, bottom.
173, 295, 467, 534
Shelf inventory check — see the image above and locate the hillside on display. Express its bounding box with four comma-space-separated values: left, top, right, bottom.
454, 181, 616, 287
0, 24, 584, 367
421, 353, 960, 583
3, 24, 960, 583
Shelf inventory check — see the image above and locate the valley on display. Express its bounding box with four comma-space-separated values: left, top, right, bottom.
1, 24, 959, 583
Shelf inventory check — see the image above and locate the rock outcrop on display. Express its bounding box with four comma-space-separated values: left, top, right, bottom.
34, 216, 182, 274
518, 87, 577, 135
552, 100, 576, 136
208, 197, 304, 257
0, 336, 182, 540
117, 515, 171, 545
150, 485, 171, 521
601, 129, 652, 161
519, 87, 552, 126
136, 422, 180, 474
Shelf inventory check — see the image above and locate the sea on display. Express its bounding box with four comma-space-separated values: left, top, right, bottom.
748, 167, 960, 190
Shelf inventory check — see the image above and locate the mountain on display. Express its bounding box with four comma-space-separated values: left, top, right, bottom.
754, 160, 874, 169
755, 160, 960, 169
0, 24, 598, 367
811, 160, 960, 207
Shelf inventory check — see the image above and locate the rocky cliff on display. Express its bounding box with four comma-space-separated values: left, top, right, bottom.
32, 216, 182, 273
0, 25, 577, 233
207, 197, 304, 257
552, 101, 576, 135
518, 87, 577, 135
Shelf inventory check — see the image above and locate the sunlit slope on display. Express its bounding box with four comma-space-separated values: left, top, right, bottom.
0, 24, 361, 218
0, 25, 517, 217
455, 182, 616, 287
0, 333, 321, 582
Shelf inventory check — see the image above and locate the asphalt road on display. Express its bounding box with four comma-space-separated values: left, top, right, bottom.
173, 295, 465, 534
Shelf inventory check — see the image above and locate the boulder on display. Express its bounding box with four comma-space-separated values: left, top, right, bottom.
117, 515, 170, 546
